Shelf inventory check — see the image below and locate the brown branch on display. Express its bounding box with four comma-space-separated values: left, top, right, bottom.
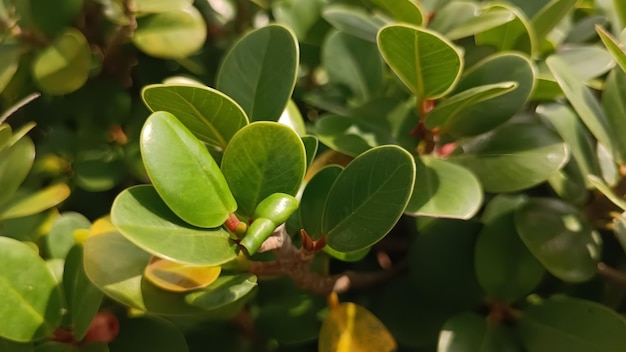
597, 262, 626, 288
249, 225, 405, 295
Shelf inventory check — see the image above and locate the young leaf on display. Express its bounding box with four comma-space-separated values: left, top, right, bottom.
514, 198, 601, 282
142, 84, 249, 149
377, 24, 463, 103
0, 183, 70, 220
31, 28, 91, 95
451, 122, 568, 193
63, 245, 104, 341
596, 25, 626, 73
319, 302, 396, 352
405, 156, 483, 220
221, 122, 306, 218
518, 296, 626, 351
111, 185, 238, 266
132, 7, 206, 59
323, 146, 415, 252
216, 24, 299, 122
0, 237, 63, 342
140, 111, 236, 228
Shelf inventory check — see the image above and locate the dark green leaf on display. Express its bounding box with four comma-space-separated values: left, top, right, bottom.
518, 296, 626, 352
300, 165, 343, 240
370, 0, 423, 25
30, 0, 82, 35
323, 146, 415, 252
140, 111, 236, 228
221, 122, 306, 218
272, 0, 323, 40
0, 136, 34, 207
132, 7, 206, 59
216, 24, 299, 122
451, 122, 568, 193
475, 4, 535, 56
514, 198, 601, 282
185, 274, 257, 311
314, 115, 376, 157
531, 0, 577, 40
440, 313, 523, 352
63, 246, 103, 340
322, 4, 384, 42
601, 67, 626, 163
111, 185, 238, 266
0, 237, 62, 342
597, 25, 626, 73
142, 84, 248, 149
377, 24, 463, 103
109, 316, 188, 352
405, 156, 482, 219
302, 135, 319, 168
476, 196, 545, 302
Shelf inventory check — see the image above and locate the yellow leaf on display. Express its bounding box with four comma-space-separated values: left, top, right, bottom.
144, 256, 221, 292
90, 216, 117, 236
319, 302, 397, 352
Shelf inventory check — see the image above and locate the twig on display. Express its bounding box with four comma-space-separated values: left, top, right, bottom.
249, 225, 405, 295
0, 92, 41, 124
597, 262, 626, 288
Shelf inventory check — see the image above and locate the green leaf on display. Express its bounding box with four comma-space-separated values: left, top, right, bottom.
405, 156, 483, 219
439, 313, 523, 352
35, 341, 108, 352
377, 24, 463, 103
132, 7, 206, 59
0, 42, 20, 94
0, 184, 70, 220
272, 0, 323, 40
445, 10, 517, 41
278, 100, 306, 136
451, 122, 568, 193
475, 4, 535, 56
476, 195, 545, 302
108, 316, 188, 352
369, 0, 423, 25
140, 111, 236, 228
111, 185, 238, 266
514, 198, 601, 282
441, 53, 535, 137
613, 215, 626, 252
300, 165, 343, 241
216, 24, 299, 122
322, 30, 383, 102
601, 67, 626, 163
0, 136, 34, 207
63, 245, 103, 341
587, 175, 626, 212
141, 84, 248, 149
538, 103, 601, 182
302, 135, 318, 168
30, 0, 83, 35
31, 28, 91, 95
518, 296, 626, 352
548, 159, 588, 206
185, 274, 257, 311
0, 237, 62, 342
133, 0, 192, 13
427, 2, 479, 36
46, 212, 91, 259
323, 246, 369, 262
322, 4, 384, 42
410, 219, 484, 309
221, 122, 306, 218
546, 55, 615, 158
323, 146, 415, 252
531, 0, 577, 40
554, 46, 615, 80
597, 25, 626, 73
314, 115, 376, 157
424, 82, 518, 131
0, 338, 33, 352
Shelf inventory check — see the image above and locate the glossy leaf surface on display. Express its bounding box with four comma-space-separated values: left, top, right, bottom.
518, 297, 626, 351
0, 184, 70, 220
439, 313, 522, 352
602, 67, 626, 163
185, 274, 257, 311
370, 0, 423, 25
140, 111, 236, 228
377, 24, 462, 102
597, 25, 626, 72
111, 185, 238, 266
0, 137, 34, 206
132, 7, 206, 59
405, 156, 483, 219
514, 198, 601, 282
221, 122, 306, 218
144, 257, 221, 293
323, 146, 415, 252
216, 24, 298, 122
322, 4, 383, 42
142, 84, 248, 149
0, 237, 62, 342
452, 122, 568, 193
300, 166, 342, 240
475, 4, 535, 55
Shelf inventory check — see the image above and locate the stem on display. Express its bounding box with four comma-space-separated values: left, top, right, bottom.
249, 225, 405, 295
597, 262, 626, 288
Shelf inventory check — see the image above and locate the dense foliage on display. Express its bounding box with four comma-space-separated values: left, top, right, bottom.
2, 0, 626, 351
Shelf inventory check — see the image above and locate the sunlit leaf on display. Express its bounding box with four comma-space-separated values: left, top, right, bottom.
144, 257, 221, 293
